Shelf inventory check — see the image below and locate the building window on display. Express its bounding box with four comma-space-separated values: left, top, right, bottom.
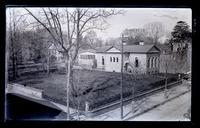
80, 55, 95, 59
110, 57, 112, 62
113, 57, 115, 62
157, 57, 159, 67
151, 57, 154, 68
147, 58, 150, 68
149, 58, 151, 68
154, 58, 157, 67
135, 57, 139, 67
102, 56, 104, 65
155, 57, 157, 67
156, 57, 159, 68
116, 57, 119, 62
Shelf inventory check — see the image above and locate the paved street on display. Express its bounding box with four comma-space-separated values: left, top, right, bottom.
131, 91, 191, 121
85, 80, 191, 121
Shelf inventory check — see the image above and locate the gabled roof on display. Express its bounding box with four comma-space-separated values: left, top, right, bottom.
95, 46, 113, 53
155, 44, 172, 53
96, 45, 161, 53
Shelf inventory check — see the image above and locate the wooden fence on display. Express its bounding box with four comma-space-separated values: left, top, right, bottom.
8, 62, 64, 78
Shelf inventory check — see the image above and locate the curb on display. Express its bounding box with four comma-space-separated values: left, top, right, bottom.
87, 80, 182, 115
124, 89, 191, 121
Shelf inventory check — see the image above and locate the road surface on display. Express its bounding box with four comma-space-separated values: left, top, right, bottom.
130, 91, 191, 121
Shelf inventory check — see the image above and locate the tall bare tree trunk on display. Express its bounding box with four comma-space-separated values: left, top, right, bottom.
11, 38, 16, 80
47, 53, 50, 74
164, 65, 168, 98
65, 55, 71, 120
6, 31, 9, 89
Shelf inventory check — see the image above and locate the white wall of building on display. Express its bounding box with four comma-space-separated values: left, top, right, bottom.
78, 52, 96, 67
105, 47, 122, 72
96, 53, 122, 72
96, 53, 150, 73
105, 54, 122, 72
96, 53, 106, 70
128, 53, 147, 74
88, 46, 160, 74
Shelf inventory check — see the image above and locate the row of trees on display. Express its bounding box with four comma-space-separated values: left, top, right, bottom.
121, 22, 165, 45
6, 8, 124, 119
160, 21, 191, 83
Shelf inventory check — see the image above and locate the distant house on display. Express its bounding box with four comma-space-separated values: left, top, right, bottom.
48, 44, 64, 63
95, 43, 161, 74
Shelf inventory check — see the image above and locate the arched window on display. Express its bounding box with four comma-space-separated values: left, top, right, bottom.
116, 57, 119, 62
147, 58, 150, 68
110, 57, 112, 62
149, 58, 151, 68
102, 56, 104, 65
135, 57, 139, 67
156, 57, 159, 68
125, 63, 128, 71
151, 57, 154, 68
154, 57, 156, 68
113, 57, 115, 62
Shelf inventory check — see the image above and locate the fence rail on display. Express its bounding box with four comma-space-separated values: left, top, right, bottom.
8, 62, 65, 77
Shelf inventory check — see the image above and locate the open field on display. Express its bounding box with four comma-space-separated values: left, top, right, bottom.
11, 69, 179, 111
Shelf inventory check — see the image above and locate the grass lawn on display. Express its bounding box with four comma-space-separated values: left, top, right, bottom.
11, 69, 179, 111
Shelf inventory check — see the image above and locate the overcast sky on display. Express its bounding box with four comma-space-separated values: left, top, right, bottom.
7, 8, 192, 40
97, 8, 192, 40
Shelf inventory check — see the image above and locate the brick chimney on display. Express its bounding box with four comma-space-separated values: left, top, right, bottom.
139, 41, 144, 45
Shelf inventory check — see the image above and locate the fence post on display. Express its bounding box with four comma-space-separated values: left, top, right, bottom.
178, 73, 181, 80
85, 101, 91, 118
131, 100, 135, 114
85, 101, 89, 112
164, 77, 168, 99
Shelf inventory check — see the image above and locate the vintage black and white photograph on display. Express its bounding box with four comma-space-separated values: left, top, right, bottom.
5, 7, 192, 121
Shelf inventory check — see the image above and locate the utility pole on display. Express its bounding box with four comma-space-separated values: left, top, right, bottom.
120, 35, 124, 120
120, 34, 127, 120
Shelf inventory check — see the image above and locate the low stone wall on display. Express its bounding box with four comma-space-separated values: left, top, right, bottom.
7, 83, 43, 99
84, 80, 182, 118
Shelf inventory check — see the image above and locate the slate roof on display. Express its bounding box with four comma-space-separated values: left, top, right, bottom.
95, 46, 113, 53
96, 45, 161, 53
155, 44, 172, 53
116, 45, 160, 53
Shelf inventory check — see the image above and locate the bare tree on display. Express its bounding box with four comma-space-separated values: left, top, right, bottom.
121, 28, 146, 45
25, 7, 123, 120
144, 22, 165, 44
105, 37, 121, 46
162, 54, 174, 98
82, 30, 104, 48
7, 8, 28, 80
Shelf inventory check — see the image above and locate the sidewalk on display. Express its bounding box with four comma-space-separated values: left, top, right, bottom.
131, 91, 191, 121
84, 80, 191, 121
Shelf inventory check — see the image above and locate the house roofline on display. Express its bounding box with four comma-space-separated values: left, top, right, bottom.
96, 51, 160, 54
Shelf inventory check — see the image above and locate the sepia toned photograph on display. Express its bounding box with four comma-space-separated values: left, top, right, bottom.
5, 7, 192, 121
